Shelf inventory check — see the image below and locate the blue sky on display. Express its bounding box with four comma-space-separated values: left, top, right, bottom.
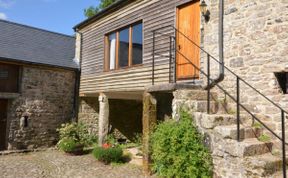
0, 0, 100, 35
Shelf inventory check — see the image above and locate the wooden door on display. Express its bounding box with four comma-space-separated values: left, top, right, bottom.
0, 100, 7, 150
176, 1, 200, 79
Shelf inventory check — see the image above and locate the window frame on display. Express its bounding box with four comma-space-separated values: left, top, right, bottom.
104, 21, 143, 71
0, 62, 21, 93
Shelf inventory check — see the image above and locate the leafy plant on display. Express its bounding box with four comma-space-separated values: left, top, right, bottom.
258, 134, 271, 142
133, 133, 142, 147
93, 146, 123, 164
57, 122, 97, 152
84, 0, 117, 18
252, 122, 263, 129
151, 110, 213, 178
57, 137, 84, 153
106, 134, 117, 146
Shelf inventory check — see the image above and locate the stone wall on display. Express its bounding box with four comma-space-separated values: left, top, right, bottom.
202, 0, 288, 140
7, 66, 76, 150
172, 89, 283, 177
78, 97, 99, 136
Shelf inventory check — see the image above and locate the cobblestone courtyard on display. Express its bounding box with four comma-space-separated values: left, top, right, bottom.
0, 150, 152, 178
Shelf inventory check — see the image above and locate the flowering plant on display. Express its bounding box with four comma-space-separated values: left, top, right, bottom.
102, 143, 112, 149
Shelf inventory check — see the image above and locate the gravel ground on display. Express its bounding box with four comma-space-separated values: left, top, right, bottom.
0, 150, 154, 178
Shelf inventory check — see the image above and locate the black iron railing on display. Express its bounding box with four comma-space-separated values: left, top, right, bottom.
152, 25, 287, 178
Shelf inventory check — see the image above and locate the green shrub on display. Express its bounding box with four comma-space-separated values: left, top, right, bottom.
93, 146, 123, 164
57, 122, 97, 152
151, 111, 213, 178
57, 138, 79, 152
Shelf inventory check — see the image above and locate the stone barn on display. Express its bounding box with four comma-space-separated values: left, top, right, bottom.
0, 20, 79, 150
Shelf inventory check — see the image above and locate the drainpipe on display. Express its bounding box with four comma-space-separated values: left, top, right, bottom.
73, 69, 80, 122
72, 31, 83, 122
206, 0, 224, 89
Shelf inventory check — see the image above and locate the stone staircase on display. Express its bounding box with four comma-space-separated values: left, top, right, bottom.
172, 89, 287, 178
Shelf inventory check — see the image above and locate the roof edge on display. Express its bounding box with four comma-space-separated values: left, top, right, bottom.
0, 57, 79, 71
74, 0, 134, 31
0, 19, 75, 38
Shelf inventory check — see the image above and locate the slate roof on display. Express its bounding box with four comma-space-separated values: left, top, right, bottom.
0, 19, 78, 69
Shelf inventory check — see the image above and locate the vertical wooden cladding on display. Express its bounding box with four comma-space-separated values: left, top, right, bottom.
79, 0, 197, 94
176, 0, 200, 79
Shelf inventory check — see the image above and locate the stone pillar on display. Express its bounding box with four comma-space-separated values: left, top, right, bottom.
142, 92, 157, 175
98, 93, 109, 146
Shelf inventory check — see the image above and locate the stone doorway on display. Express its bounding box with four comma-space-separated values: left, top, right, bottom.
0, 99, 7, 150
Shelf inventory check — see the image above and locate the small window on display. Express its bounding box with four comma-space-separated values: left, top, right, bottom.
132, 23, 143, 65
275, 72, 288, 94
105, 21, 143, 71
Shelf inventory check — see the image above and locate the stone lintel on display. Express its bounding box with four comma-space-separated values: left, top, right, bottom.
146, 83, 202, 92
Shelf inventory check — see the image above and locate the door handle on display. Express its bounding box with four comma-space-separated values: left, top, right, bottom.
178, 45, 181, 50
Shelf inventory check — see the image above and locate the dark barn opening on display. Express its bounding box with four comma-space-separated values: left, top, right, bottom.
154, 92, 174, 121
109, 99, 143, 142
275, 72, 288, 94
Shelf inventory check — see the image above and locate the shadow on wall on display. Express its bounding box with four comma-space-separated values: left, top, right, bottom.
154, 92, 173, 122
109, 99, 142, 141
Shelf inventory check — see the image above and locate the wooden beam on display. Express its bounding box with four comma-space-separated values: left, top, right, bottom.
104, 36, 109, 71
128, 26, 133, 67
116, 32, 119, 69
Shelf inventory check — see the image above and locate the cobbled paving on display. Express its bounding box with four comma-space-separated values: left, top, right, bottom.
0, 150, 154, 178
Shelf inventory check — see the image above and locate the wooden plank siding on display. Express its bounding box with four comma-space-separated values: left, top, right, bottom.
78, 0, 195, 94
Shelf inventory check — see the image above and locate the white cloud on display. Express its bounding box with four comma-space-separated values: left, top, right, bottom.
0, 12, 7, 20
0, 0, 14, 8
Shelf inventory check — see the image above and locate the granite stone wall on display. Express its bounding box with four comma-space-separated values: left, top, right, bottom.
7, 66, 76, 150
202, 0, 288, 141
78, 97, 99, 136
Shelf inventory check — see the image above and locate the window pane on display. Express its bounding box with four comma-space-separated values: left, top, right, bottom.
132, 23, 143, 65
118, 28, 129, 68
109, 33, 116, 70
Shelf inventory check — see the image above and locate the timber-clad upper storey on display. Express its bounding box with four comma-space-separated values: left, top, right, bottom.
76, 0, 197, 94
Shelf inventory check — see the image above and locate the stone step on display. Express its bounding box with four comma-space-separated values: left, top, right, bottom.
200, 113, 237, 129
214, 125, 262, 140
191, 100, 218, 113
173, 89, 218, 101
224, 138, 273, 157
245, 153, 285, 177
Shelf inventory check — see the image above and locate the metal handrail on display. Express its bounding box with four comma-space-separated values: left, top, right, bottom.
152, 26, 287, 178
153, 25, 288, 114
